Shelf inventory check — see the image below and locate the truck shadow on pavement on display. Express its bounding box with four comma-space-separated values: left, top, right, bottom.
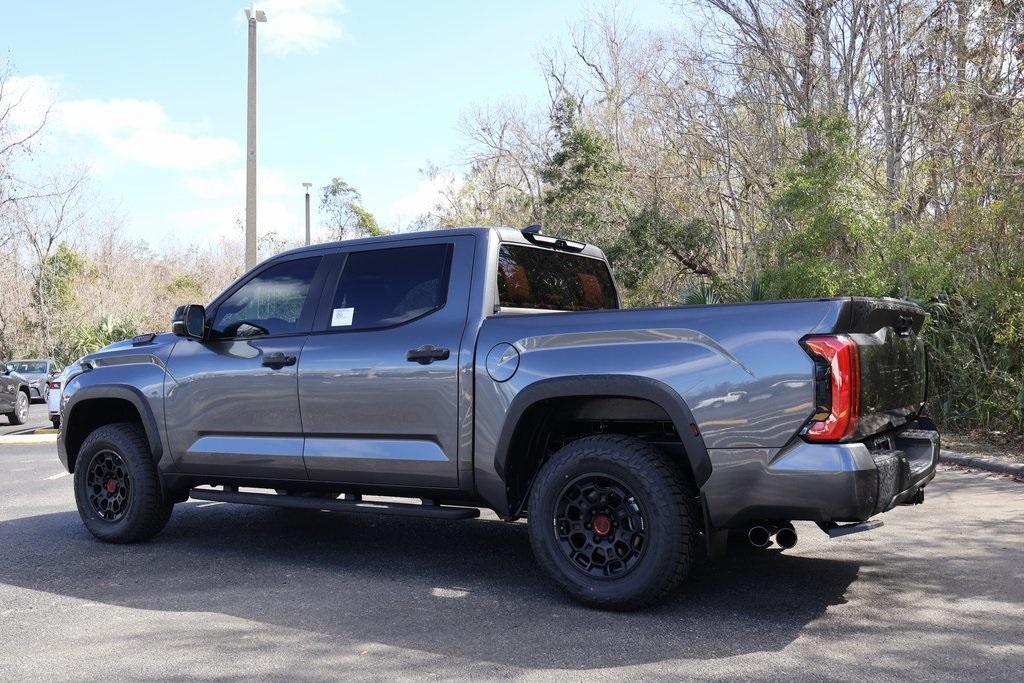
0, 504, 864, 669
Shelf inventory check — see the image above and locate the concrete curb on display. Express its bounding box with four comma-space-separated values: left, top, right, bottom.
940, 450, 1024, 477
0, 433, 58, 445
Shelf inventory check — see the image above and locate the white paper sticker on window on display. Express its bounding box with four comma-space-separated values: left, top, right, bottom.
331, 307, 354, 327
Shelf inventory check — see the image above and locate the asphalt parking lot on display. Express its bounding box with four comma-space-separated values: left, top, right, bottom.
0, 440, 1021, 681
0, 402, 51, 436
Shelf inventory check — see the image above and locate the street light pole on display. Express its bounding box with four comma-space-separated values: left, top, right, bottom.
302, 182, 312, 246
244, 3, 267, 270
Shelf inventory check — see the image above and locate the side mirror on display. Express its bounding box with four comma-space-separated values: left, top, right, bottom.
172, 304, 207, 339
2, 364, 11, 375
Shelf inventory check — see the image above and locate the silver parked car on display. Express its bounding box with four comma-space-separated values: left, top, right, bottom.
9, 358, 62, 403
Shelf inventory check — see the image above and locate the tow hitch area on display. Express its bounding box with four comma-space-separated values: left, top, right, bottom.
819, 519, 885, 538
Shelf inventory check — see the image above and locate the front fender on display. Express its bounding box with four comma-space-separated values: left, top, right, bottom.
59, 362, 169, 472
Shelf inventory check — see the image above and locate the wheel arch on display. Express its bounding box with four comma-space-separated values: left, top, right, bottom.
493, 375, 711, 513
63, 385, 163, 473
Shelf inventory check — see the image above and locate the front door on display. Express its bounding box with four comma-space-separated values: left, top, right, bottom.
298, 237, 473, 489
0, 364, 15, 413
164, 254, 328, 479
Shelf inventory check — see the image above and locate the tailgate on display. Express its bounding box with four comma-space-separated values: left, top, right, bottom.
840, 298, 928, 438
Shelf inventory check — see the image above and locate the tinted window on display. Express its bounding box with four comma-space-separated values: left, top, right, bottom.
329, 244, 451, 330
497, 245, 618, 311
212, 256, 322, 337
11, 361, 47, 374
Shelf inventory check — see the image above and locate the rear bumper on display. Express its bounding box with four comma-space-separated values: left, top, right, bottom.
702, 420, 939, 528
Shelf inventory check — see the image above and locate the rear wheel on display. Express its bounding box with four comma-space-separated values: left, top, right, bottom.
6, 391, 29, 425
527, 434, 697, 610
74, 422, 173, 543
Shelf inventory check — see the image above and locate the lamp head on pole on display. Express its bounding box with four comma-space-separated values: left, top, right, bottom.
245, 3, 267, 22
302, 182, 312, 193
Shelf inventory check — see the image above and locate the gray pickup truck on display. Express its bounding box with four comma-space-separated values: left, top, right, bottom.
58, 226, 938, 609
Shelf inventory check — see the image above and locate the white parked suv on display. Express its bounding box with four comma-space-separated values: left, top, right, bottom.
46, 367, 67, 428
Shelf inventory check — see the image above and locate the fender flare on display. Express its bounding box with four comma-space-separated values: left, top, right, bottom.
493, 374, 712, 487
63, 384, 164, 463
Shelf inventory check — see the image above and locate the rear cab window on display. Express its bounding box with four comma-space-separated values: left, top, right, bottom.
497, 244, 618, 311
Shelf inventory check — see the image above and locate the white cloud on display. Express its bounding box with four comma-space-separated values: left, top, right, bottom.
3, 75, 57, 130
384, 173, 462, 227
53, 99, 240, 171
3, 74, 239, 172
258, 0, 345, 55
176, 165, 307, 245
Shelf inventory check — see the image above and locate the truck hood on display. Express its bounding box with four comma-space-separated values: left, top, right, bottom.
81, 332, 180, 367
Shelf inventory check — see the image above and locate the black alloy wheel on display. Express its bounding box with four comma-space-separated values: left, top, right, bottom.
553, 473, 648, 579
84, 449, 132, 522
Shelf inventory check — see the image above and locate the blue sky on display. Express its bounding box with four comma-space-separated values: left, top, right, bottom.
4, 1, 680, 249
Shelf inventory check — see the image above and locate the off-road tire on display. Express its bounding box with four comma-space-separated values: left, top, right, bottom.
6, 390, 29, 425
527, 434, 698, 610
74, 422, 173, 543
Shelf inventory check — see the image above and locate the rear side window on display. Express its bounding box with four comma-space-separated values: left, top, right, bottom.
212, 256, 322, 337
329, 244, 452, 330
497, 244, 618, 311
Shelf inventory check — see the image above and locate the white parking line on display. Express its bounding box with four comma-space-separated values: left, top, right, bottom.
44, 471, 69, 480
195, 501, 224, 508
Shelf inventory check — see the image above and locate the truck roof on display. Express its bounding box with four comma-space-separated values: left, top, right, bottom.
275, 226, 607, 260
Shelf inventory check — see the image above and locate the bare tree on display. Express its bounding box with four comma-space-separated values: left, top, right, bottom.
10, 169, 87, 355
0, 64, 52, 217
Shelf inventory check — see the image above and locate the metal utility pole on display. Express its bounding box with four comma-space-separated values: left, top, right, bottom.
244, 3, 267, 270
302, 182, 312, 246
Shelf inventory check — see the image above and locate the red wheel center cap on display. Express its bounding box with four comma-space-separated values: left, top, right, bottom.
592, 513, 613, 537
105, 479, 117, 494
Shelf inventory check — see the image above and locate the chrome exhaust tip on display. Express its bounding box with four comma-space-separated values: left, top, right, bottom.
747, 525, 772, 548
775, 526, 798, 550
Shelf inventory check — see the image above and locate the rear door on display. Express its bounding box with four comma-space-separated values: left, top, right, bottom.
164, 254, 329, 478
298, 236, 474, 489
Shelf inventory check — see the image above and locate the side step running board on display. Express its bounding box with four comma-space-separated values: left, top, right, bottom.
189, 488, 481, 520
820, 519, 884, 538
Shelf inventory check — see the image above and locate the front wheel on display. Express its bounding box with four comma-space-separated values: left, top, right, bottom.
527, 434, 698, 610
74, 422, 173, 543
6, 391, 29, 425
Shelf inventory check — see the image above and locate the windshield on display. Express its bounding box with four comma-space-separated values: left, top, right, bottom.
497, 244, 618, 311
11, 361, 47, 374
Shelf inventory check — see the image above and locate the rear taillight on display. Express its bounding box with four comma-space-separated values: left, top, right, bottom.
801, 335, 860, 442
47, 380, 61, 391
